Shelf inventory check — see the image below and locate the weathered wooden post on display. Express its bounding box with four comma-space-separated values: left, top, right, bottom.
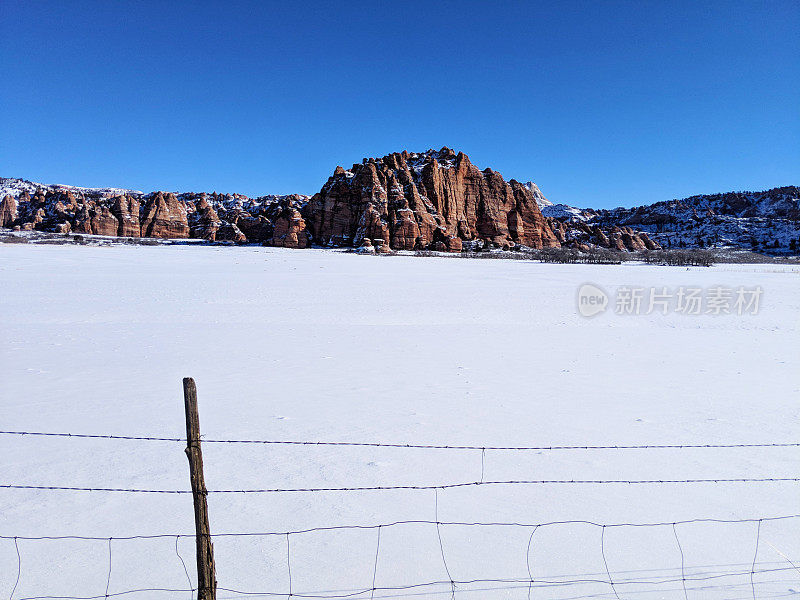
183, 377, 217, 600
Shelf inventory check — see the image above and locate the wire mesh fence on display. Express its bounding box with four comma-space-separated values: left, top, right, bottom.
1, 428, 798, 599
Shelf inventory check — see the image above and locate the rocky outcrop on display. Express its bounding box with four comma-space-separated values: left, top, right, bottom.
0, 180, 313, 247
190, 197, 222, 241
216, 222, 247, 243
304, 148, 560, 251
544, 186, 800, 255
269, 204, 310, 248
111, 196, 140, 237
6, 172, 793, 254
547, 219, 661, 252
73, 204, 120, 236
140, 192, 189, 239
0, 195, 17, 227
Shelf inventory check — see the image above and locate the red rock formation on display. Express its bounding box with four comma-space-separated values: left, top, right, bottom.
234, 215, 270, 242
543, 216, 660, 252
140, 192, 189, 239
639, 232, 659, 250
305, 148, 560, 251
269, 205, 310, 248
216, 222, 247, 243
0, 195, 17, 227
190, 197, 222, 241
111, 196, 141, 237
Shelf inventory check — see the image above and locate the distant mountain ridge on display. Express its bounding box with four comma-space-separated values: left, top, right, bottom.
543, 186, 800, 255
0, 177, 143, 199
2, 168, 798, 255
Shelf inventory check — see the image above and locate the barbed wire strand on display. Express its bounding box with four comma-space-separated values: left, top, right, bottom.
2, 478, 798, 495
3, 514, 798, 541
672, 523, 688, 600
1, 430, 798, 451
751, 519, 762, 600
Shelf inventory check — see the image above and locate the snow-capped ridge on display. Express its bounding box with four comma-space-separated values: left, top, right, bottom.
0, 177, 143, 199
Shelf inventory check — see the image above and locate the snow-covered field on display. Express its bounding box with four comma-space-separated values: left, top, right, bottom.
1, 245, 798, 600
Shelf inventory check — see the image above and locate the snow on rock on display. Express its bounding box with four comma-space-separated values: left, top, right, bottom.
588, 187, 800, 255
0, 177, 143, 199
523, 181, 553, 208
0, 177, 311, 246
542, 187, 800, 255
542, 203, 588, 221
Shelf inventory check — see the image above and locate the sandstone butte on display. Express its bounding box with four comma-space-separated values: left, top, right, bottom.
0, 148, 657, 252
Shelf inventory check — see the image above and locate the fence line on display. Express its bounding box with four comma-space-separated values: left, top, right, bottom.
3, 384, 797, 600
2, 478, 798, 495
2, 514, 799, 541
1, 430, 797, 451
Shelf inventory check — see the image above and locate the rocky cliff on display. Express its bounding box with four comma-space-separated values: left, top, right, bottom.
543, 186, 800, 255
5, 168, 793, 255
0, 178, 311, 248
1, 150, 562, 252
547, 219, 660, 252
304, 148, 559, 252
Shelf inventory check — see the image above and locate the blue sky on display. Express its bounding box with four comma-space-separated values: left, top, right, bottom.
1, 1, 798, 208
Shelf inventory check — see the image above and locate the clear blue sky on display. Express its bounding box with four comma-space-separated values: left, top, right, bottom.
1, 1, 798, 208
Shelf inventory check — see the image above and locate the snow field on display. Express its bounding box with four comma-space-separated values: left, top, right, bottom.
0, 245, 798, 599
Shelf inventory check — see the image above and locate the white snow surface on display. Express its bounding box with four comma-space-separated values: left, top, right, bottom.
0, 245, 798, 599
541, 203, 589, 222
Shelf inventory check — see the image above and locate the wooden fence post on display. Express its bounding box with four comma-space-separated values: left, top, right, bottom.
183, 377, 217, 600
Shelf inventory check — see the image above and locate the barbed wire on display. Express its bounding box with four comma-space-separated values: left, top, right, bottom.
2, 478, 798, 495
1, 430, 797, 451
3, 433, 797, 599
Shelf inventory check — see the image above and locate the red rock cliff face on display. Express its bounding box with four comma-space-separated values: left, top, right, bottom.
304, 148, 560, 251
0, 195, 17, 227
140, 192, 189, 238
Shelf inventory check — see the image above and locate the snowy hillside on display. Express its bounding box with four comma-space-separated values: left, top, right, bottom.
544, 187, 800, 255
0, 245, 797, 599
0, 177, 143, 199
541, 203, 588, 221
